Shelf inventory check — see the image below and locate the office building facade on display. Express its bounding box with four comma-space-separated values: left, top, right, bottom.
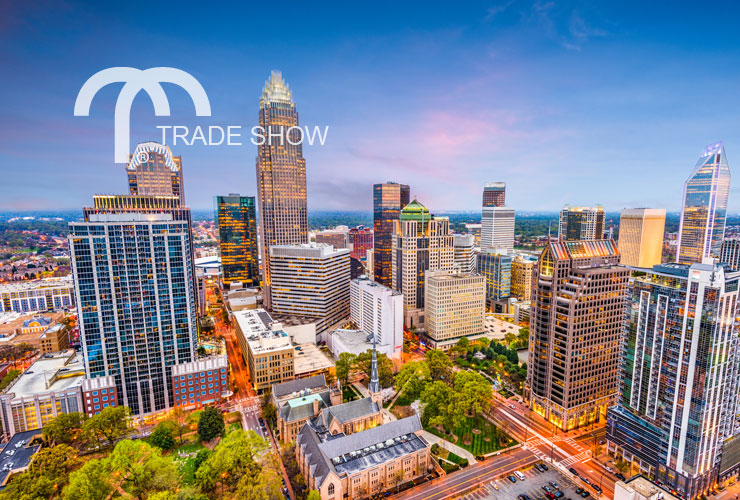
127, 142, 184, 202
607, 262, 740, 498
315, 230, 349, 249
676, 142, 731, 265
720, 237, 740, 270
424, 270, 485, 348
483, 182, 506, 207
528, 240, 628, 431
481, 207, 515, 252
617, 208, 666, 268
511, 254, 535, 301
453, 233, 476, 273
349, 277, 403, 358
256, 71, 309, 307
0, 277, 74, 313
559, 206, 605, 241
373, 182, 410, 287
69, 214, 198, 417
270, 244, 350, 334
349, 226, 373, 261
476, 248, 512, 307
214, 194, 259, 287
391, 199, 454, 327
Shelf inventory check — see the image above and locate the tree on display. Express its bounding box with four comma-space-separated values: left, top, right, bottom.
355, 350, 394, 388
307, 491, 321, 500
150, 421, 176, 450
83, 405, 131, 448
198, 406, 225, 442
420, 381, 453, 429
394, 360, 430, 400
261, 401, 277, 428
335, 352, 357, 386
425, 349, 452, 382
169, 406, 187, 444
504, 332, 516, 347
63, 459, 110, 500
615, 459, 630, 477
451, 370, 492, 421
0, 444, 80, 500
43, 411, 86, 447
107, 440, 178, 499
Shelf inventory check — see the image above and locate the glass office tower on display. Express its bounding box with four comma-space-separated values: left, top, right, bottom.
676, 142, 731, 264
255, 71, 309, 307
373, 182, 410, 287
558, 206, 605, 241
607, 262, 740, 498
215, 195, 259, 287
69, 214, 197, 417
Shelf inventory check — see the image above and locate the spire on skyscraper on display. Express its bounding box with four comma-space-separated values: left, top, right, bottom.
261, 70, 293, 105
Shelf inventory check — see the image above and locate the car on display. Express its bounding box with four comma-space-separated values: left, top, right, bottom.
545, 493, 555, 500
582, 477, 591, 485
569, 467, 579, 475
491, 481, 498, 490
508, 475, 517, 483
554, 492, 564, 498
576, 488, 583, 495
580, 492, 590, 498
541, 463, 549, 471
604, 466, 613, 473
514, 471, 526, 481
542, 486, 552, 493
549, 481, 559, 489
599, 440, 606, 445
509, 404, 515, 409
616, 473, 626, 481
593, 486, 602, 493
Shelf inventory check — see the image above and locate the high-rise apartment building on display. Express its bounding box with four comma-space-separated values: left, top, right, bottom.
348, 226, 373, 261
69, 213, 198, 417
256, 71, 309, 307
424, 270, 485, 349
476, 248, 512, 308
528, 239, 628, 431
269, 244, 350, 334
481, 207, 515, 252
349, 277, 403, 358
617, 208, 666, 268
483, 182, 506, 207
720, 237, 740, 270
607, 262, 740, 498
127, 142, 184, 202
214, 194, 259, 287
511, 254, 535, 301
373, 182, 410, 286
391, 199, 454, 328
558, 206, 605, 241
676, 142, 731, 265
453, 233, 476, 273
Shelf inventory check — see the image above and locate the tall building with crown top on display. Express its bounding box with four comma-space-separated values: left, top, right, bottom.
676, 142, 731, 265
391, 199, 454, 328
127, 142, 184, 203
256, 71, 309, 307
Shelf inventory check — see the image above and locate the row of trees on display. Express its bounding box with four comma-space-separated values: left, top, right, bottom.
450, 337, 527, 388
335, 349, 394, 388
42, 406, 132, 450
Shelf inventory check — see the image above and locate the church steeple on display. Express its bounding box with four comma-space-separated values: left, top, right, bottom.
368, 334, 381, 405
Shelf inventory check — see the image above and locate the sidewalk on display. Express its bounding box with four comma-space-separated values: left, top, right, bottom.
353, 381, 397, 423
421, 430, 478, 465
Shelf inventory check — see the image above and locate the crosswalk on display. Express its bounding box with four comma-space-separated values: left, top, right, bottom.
524, 437, 590, 468
560, 451, 591, 468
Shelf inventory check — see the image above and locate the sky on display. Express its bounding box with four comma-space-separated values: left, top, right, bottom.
1, 1, 740, 213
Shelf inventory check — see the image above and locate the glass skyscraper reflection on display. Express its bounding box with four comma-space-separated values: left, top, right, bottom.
69, 214, 197, 417
676, 142, 731, 264
607, 262, 740, 498
215, 195, 259, 287
373, 182, 410, 287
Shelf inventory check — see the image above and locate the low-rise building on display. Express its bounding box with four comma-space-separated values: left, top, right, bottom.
272, 374, 342, 443
234, 309, 295, 393
328, 329, 396, 359
171, 356, 229, 409
0, 277, 75, 314
0, 429, 43, 489
614, 476, 680, 500
296, 415, 430, 500
37, 323, 70, 354
81, 376, 118, 417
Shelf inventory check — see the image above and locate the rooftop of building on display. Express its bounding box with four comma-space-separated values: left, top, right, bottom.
0, 312, 65, 339
619, 475, 680, 500
83, 213, 175, 223
294, 344, 335, 377
297, 415, 426, 487
171, 355, 228, 376
0, 429, 43, 490
316, 397, 380, 428
272, 374, 327, 399
549, 239, 619, 260
351, 276, 401, 295
0, 276, 73, 292
233, 309, 293, 354
269, 243, 350, 258
3, 350, 84, 399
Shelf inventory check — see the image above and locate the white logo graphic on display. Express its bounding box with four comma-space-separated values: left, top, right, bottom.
74, 67, 211, 163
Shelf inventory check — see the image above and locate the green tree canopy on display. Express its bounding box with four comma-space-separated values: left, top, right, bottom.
198, 406, 225, 443
0, 444, 80, 500
425, 349, 452, 382
394, 360, 430, 400
43, 411, 86, 447
335, 352, 357, 386
150, 421, 176, 450
83, 406, 131, 449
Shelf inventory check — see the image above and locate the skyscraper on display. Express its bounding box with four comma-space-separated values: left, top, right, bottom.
127, 142, 184, 203
373, 182, 410, 286
69, 213, 198, 416
482, 182, 506, 207
424, 270, 485, 350
719, 237, 740, 270
391, 199, 454, 328
256, 71, 309, 307
476, 248, 512, 310
453, 233, 475, 273
676, 142, 731, 265
617, 208, 666, 268
511, 254, 535, 301
558, 206, 605, 241
607, 262, 740, 498
350, 276, 403, 359
349, 226, 373, 261
528, 239, 628, 431
214, 194, 259, 287
269, 243, 350, 334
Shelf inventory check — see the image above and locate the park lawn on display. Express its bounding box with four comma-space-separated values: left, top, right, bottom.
173, 442, 207, 485
426, 415, 515, 457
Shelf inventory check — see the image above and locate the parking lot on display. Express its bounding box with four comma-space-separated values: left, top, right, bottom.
460, 462, 593, 500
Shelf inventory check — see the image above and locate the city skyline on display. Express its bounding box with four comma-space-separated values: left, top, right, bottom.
3, 2, 740, 213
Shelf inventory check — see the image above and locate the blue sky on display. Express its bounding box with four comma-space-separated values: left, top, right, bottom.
1, 1, 740, 212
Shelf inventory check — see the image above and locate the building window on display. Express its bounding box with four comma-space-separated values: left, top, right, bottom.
328, 484, 335, 497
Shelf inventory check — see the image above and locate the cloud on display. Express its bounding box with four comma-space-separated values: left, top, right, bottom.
485, 1, 516, 21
